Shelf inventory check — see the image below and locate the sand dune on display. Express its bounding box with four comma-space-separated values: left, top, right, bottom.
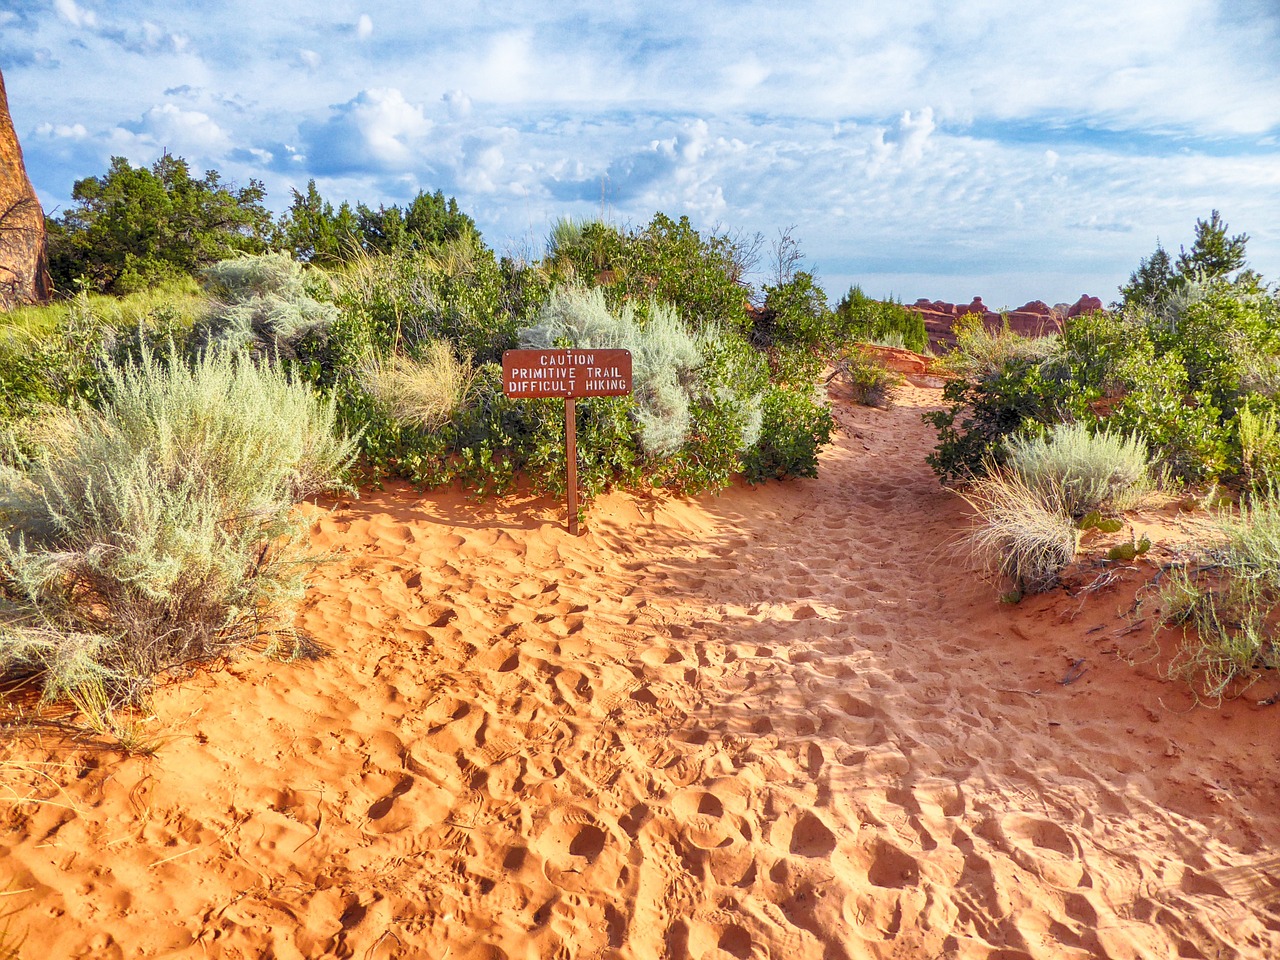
2, 383, 1279, 959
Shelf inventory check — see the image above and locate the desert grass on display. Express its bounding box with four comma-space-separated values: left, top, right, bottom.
961, 470, 1080, 596
357, 341, 477, 431
1160, 494, 1280, 699
0, 279, 204, 341
940, 313, 1058, 379
1005, 421, 1152, 519
1237, 404, 1280, 490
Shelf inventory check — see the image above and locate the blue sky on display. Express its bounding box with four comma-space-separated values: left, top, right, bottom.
3, 0, 1279, 307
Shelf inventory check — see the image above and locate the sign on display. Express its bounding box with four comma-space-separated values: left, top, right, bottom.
501, 347, 634, 536
502, 348, 632, 399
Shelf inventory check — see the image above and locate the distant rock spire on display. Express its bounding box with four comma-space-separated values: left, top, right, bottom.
0, 64, 53, 310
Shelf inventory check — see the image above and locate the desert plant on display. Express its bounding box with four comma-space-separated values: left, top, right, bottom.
1160, 495, 1280, 699
755, 271, 832, 351
742, 385, 835, 482
961, 470, 1080, 596
521, 286, 704, 457
833, 348, 899, 408
925, 356, 1068, 483
332, 242, 541, 366
0, 345, 355, 706
833, 285, 928, 353
194, 252, 340, 361
201, 251, 308, 302
357, 341, 476, 431
1237, 402, 1280, 490
1004, 422, 1151, 519
941, 313, 1058, 380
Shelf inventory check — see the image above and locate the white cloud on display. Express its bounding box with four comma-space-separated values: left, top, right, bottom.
302, 88, 432, 173
443, 89, 472, 119
54, 0, 97, 29
9, 0, 1280, 305
34, 122, 90, 140
137, 103, 230, 153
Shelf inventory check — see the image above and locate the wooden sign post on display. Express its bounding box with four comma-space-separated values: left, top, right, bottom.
502, 348, 633, 535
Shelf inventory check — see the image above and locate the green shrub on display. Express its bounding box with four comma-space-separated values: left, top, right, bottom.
1105, 343, 1229, 483
925, 358, 1068, 484
548, 213, 750, 336
0, 346, 355, 706
1237, 401, 1280, 490
833, 285, 927, 353
333, 242, 544, 367
833, 348, 899, 408
755, 271, 832, 351
961, 471, 1080, 596
1004, 422, 1150, 519
743, 386, 834, 482
546, 217, 622, 276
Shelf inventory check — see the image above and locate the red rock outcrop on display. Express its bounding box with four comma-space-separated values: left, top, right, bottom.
0, 65, 52, 310
1067, 294, 1104, 317
906, 294, 1099, 348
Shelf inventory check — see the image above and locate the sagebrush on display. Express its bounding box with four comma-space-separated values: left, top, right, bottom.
1004, 422, 1151, 519
0, 346, 354, 706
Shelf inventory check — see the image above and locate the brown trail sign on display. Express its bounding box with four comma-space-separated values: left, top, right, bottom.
502, 348, 633, 534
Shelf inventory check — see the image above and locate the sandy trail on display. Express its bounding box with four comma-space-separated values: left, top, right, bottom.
2, 384, 1279, 959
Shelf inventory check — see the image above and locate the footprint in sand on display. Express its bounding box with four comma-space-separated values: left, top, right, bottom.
363, 774, 414, 828
769, 808, 839, 860
850, 835, 922, 889
531, 808, 622, 894
671, 788, 740, 850
685, 918, 756, 959
998, 812, 1087, 888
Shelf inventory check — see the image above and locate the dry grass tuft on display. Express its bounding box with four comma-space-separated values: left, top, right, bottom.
357, 342, 476, 431
961, 470, 1080, 597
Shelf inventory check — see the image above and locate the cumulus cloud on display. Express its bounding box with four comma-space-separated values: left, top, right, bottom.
134, 103, 231, 153
357, 14, 373, 39
34, 122, 90, 140
443, 89, 472, 119
301, 88, 432, 174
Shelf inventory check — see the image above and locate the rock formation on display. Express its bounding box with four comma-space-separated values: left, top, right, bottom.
906, 293, 1104, 347
0, 65, 52, 310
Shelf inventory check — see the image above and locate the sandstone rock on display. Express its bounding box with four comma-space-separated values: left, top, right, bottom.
1013, 300, 1051, 316
0, 66, 52, 310
857, 343, 929, 375
905, 292, 1093, 347
1004, 310, 1062, 337
1067, 294, 1103, 318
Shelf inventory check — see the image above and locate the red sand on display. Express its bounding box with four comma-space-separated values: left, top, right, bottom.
2, 383, 1278, 958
